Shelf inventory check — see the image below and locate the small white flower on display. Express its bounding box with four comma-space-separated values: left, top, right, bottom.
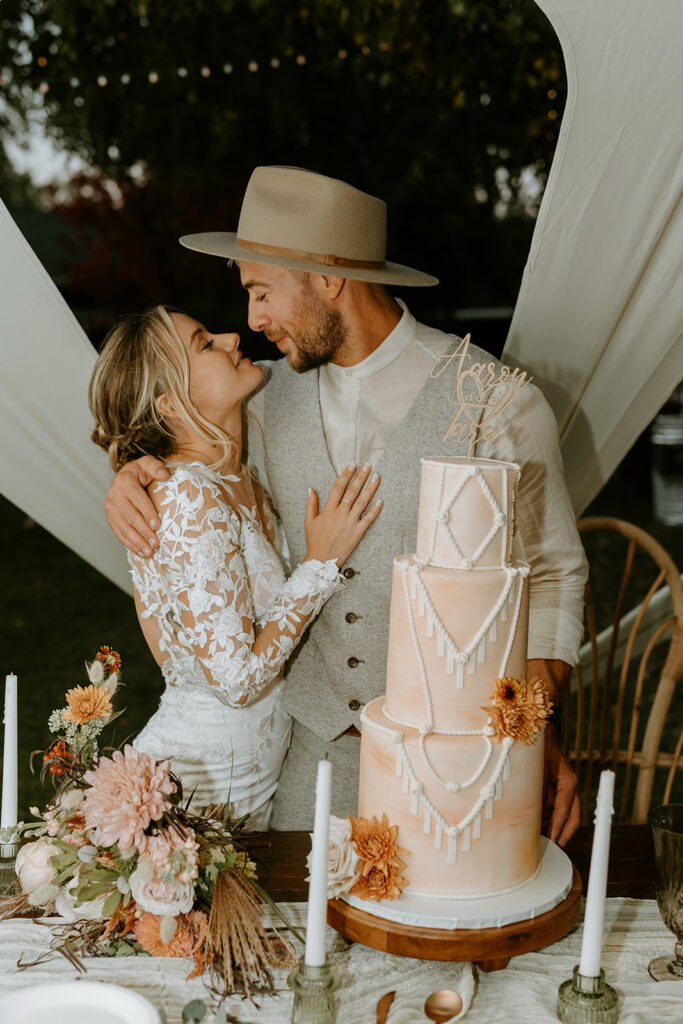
88, 659, 105, 684
56, 788, 85, 813
55, 876, 108, 922
28, 882, 60, 908
159, 915, 178, 945
77, 845, 98, 863
102, 672, 118, 696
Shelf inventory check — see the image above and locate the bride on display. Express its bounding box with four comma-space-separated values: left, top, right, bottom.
88, 306, 381, 828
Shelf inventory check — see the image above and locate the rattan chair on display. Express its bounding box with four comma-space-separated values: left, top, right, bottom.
566, 516, 683, 824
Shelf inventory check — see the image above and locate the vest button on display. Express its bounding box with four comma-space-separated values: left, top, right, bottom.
342, 567, 355, 579
345, 612, 360, 623
347, 657, 363, 668
348, 699, 361, 711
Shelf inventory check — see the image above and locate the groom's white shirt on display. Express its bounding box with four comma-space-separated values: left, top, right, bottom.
246, 301, 588, 666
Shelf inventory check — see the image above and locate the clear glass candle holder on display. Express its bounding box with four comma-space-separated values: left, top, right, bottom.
287, 956, 340, 1024
0, 840, 20, 897
648, 804, 683, 981
557, 965, 619, 1024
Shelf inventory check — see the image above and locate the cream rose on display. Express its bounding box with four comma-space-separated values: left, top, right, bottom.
306, 815, 359, 900
129, 860, 195, 916
15, 839, 60, 899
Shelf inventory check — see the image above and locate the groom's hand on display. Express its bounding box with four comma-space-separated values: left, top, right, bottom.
530, 657, 580, 847
105, 456, 169, 557
543, 723, 580, 846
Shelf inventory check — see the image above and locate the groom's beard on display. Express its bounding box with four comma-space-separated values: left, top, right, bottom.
283, 293, 348, 374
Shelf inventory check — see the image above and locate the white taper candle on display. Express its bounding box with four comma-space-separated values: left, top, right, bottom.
578, 769, 615, 977
304, 758, 332, 967
1, 674, 18, 832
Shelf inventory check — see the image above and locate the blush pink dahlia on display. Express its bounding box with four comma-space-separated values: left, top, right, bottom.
83, 745, 176, 851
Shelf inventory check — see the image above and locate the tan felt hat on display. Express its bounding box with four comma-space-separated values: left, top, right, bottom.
179, 165, 438, 287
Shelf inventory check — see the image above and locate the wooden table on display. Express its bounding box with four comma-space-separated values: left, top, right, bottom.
254, 824, 656, 901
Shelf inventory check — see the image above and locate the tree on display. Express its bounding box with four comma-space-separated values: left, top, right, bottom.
0, 0, 566, 325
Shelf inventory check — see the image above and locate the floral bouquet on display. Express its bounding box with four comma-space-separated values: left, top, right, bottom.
1, 647, 297, 999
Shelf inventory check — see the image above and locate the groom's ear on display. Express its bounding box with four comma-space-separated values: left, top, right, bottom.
311, 273, 345, 301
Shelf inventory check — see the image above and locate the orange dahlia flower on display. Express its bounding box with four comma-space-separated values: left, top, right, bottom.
97, 646, 122, 675
134, 910, 208, 958
348, 813, 409, 902
482, 676, 552, 745
62, 684, 113, 724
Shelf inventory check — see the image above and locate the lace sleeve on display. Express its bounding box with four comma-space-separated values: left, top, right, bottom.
154, 471, 342, 707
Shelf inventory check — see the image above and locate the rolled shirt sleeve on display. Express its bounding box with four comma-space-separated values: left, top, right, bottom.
479, 380, 588, 666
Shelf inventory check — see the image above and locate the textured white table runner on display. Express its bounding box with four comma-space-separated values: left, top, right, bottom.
0, 899, 679, 1023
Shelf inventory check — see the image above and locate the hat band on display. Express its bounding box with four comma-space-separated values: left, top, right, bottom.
236, 236, 385, 270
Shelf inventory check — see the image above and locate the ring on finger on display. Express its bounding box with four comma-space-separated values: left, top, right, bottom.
341, 497, 352, 504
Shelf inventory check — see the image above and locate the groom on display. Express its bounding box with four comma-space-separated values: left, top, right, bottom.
105, 166, 588, 845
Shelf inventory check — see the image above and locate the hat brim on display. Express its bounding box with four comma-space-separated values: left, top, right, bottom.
179, 232, 438, 287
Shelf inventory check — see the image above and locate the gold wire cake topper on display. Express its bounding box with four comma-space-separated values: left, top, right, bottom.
431, 334, 533, 458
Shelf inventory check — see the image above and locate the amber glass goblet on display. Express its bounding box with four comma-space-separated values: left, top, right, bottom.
648, 803, 683, 981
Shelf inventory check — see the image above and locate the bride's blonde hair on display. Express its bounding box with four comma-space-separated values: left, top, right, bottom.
89, 305, 238, 473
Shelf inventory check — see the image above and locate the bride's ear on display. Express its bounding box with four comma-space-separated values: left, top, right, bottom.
156, 392, 178, 422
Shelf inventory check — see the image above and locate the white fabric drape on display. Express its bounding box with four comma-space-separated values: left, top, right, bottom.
1, 0, 682, 588
0, 200, 131, 592
504, 0, 683, 515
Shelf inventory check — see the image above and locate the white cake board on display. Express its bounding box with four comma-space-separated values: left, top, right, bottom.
343, 837, 573, 931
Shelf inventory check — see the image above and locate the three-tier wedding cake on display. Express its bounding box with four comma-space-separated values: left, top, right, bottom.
356, 456, 548, 905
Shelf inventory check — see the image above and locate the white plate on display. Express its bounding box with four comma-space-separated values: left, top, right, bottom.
0, 981, 159, 1024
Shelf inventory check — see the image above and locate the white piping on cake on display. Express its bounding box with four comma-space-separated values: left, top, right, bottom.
433, 465, 507, 569
402, 559, 528, 684
362, 700, 516, 867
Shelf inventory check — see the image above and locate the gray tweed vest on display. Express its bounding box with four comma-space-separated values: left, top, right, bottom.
263, 332, 497, 741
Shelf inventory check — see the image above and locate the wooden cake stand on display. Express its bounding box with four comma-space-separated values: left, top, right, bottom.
327, 864, 582, 973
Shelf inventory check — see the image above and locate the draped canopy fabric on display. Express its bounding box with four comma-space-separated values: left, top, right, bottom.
504, 0, 683, 515
0, 204, 131, 592
1, 0, 682, 592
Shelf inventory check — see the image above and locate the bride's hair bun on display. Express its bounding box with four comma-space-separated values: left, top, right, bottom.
88, 307, 181, 472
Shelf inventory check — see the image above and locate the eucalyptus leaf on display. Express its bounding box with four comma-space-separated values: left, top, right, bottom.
213, 1008, 227, 1024
106, 707, 127, 725
75, 881, 115, 902
52, 852, 78, 869
182, 999, 207, 1022
158, 1010, 168, 1024
102, 890, 122, 917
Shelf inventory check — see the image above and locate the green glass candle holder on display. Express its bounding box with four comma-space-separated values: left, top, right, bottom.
557, 965, 620, 1024
287, 956, 340, 1024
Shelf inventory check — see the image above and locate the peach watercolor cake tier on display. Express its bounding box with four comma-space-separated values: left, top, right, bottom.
353, 457, 568, 919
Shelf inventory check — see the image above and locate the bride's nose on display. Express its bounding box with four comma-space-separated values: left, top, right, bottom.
216, 332, 240, 350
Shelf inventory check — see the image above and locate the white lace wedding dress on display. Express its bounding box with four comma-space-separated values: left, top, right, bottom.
129, 462, 342, 829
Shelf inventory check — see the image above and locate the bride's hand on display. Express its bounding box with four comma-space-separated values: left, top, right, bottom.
105, 456, 170, 556
303, 463, 382, 567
